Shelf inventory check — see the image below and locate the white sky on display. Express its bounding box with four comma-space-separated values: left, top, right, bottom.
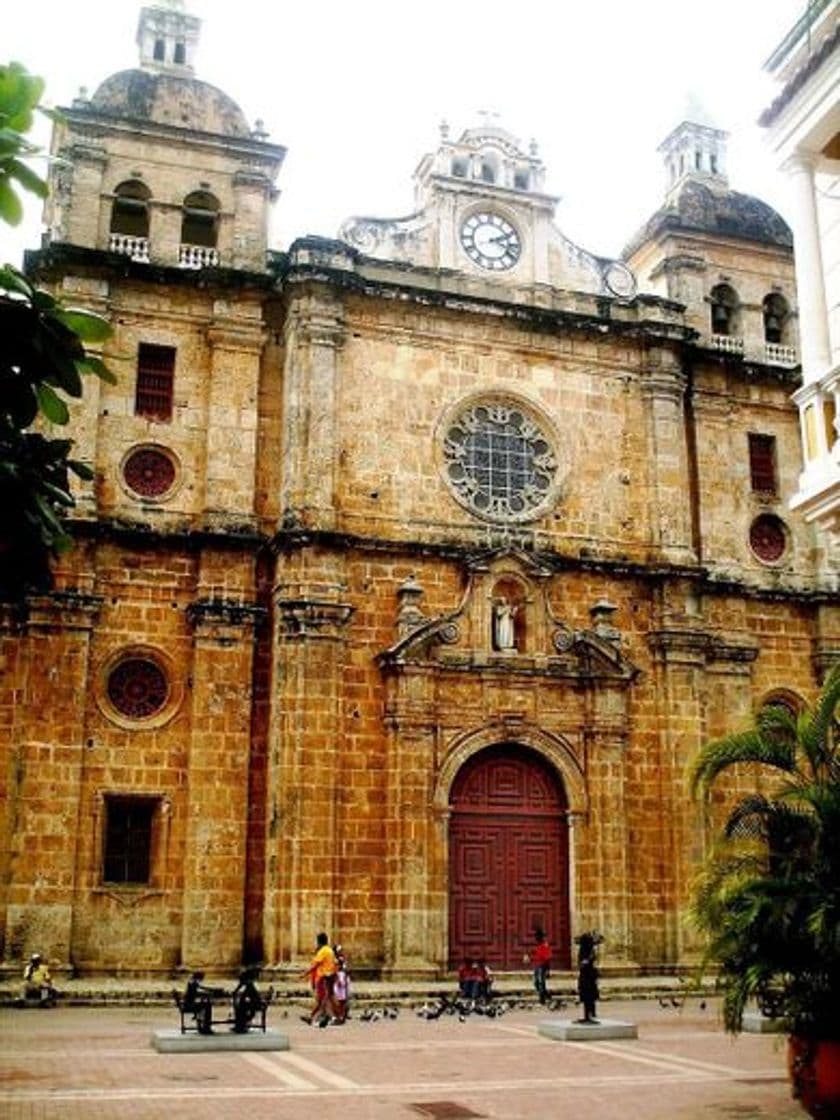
2, 0, 804, 269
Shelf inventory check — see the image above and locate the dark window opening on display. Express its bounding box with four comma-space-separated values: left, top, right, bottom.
695, 150, 702, 170
174, 41, 186, 64
153, 39, 165, 61
181, 190, 219, 247
103, 796, 155, 884
710, 153, 718, 174
135, 343, 175, 421
451, 158, 468, 178
748, 433, 778, 494
110, 180, 151, 239
514, 168, 529, 190
480, 161, 495, 184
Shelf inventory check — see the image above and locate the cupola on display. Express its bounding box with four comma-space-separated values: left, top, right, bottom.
137, 0, 201, 75
659, 119, 729, 195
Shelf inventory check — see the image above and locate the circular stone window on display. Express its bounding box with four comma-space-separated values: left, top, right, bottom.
122, 445, 177, 500
106, 656, 169, 720
749, 514, 788, 564
441, 398, 558, 522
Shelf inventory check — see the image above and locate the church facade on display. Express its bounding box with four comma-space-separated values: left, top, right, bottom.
1, 3, 837, 978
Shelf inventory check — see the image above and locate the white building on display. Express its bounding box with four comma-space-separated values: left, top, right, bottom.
761, 0, 840, 535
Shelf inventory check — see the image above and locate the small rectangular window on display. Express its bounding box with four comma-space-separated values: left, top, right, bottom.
135, 343, 175, 421
103, 796, 156, 884
748, 433, 778, 494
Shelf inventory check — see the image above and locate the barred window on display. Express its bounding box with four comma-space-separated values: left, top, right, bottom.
748, 433, 778, 495
107, 656, 169, 720
442, 399, 557, 523
135, 343, 175, 421
103, 796, 156, 884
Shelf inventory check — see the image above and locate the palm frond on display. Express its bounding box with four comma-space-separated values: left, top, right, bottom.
688, 728, 795, 796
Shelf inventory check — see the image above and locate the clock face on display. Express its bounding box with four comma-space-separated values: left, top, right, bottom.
460, 211, 521, 271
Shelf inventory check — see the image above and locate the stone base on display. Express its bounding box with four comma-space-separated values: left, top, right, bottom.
151, 1028, 290, 1053
538, 1017, 638, 1041
741, 1012, 785, 1034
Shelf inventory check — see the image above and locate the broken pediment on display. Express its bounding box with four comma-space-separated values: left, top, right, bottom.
378, 554, 638, 684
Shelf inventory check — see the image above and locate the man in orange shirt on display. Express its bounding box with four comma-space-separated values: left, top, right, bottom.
301, 931, 338, 1026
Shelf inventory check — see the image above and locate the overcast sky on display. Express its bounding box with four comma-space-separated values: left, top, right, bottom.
3, 0, 804, 269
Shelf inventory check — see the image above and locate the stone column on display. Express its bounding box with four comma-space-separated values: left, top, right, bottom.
203, 301, 265, 529
180, 595, 263, 969
783, 154, 832, 385
263, 572, 353, 967
232, 170, 275, 271
279, 289, 345, 531
0, 593, 101, 968
641, 346, 696, 566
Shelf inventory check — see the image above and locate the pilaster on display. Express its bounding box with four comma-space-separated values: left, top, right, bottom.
1, 592, 101, 967
641, 345, 696, 565
180, 594, 263, 968
263, 565, 353, 967
203, 300, 266, 527
279, 289, 346, 530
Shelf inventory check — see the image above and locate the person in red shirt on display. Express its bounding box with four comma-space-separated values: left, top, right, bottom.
525, 928, 552, 1005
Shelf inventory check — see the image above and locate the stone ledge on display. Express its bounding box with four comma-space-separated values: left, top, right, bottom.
151, 1028, 290, 1052
538, 1017, 638, 1041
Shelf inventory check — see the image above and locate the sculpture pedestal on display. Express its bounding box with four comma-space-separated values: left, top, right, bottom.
538, 1018, 638, 1041
151, 1028, 290, 1053
742, 1012, 785, 1034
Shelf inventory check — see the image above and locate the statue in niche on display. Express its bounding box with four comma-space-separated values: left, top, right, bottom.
492, 597, 519, 652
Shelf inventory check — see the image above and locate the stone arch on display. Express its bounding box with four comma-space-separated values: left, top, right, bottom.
434, 721, 587, 818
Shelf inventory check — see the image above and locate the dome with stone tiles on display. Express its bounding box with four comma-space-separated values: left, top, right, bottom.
89, 68, 250, 138
624, 176, 793, 257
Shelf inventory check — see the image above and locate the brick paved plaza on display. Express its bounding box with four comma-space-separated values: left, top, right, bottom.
0, 998, 802, 1119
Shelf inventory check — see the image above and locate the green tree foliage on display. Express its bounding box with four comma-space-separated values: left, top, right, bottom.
689, 664, 840, 1038
0, 62, 114, 596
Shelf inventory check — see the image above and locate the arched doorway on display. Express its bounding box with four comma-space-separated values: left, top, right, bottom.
448, 744, 570, 971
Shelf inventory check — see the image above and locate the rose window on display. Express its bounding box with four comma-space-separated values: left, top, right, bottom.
123, 447, 176, 499
106, 657, 169, 719
749, 514, 787, 564
442, 401, 557, 522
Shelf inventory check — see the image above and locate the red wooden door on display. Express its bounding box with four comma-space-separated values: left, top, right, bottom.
448, 746, 570, 970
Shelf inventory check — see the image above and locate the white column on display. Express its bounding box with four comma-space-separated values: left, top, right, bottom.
784, 154, 832, 384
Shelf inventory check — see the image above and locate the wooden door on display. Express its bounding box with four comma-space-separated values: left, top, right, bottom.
448, 746, 570, 970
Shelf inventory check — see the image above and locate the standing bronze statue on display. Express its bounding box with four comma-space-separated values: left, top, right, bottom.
575, 931, 602, 1024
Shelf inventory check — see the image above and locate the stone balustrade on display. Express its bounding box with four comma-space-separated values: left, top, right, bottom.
765, 342, 798, 366
179, 244, 220, 269
109, 233, 149, 262
711, 333, 745, 355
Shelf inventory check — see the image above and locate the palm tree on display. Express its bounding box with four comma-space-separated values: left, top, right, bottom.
688, 662, 840, 1038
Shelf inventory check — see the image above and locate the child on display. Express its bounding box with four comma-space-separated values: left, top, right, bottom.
332, 944, 351, 1024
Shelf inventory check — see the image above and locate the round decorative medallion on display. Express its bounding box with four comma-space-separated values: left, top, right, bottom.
749, 514, 787, 564
123, 446, 176, 499
106, 657, 169, 720
442, 399, 558, 522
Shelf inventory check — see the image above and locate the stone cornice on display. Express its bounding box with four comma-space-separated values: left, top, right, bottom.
186, 597, 266, 633
25, 244, 274, 292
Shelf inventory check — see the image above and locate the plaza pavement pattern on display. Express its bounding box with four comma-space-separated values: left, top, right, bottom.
0, 998, 801, 1119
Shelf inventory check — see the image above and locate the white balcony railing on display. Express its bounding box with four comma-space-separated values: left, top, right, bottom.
765, 342, 798, 367
179, 244, 220, 269
711, 334, 745, 355
109, 233, 149, 262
